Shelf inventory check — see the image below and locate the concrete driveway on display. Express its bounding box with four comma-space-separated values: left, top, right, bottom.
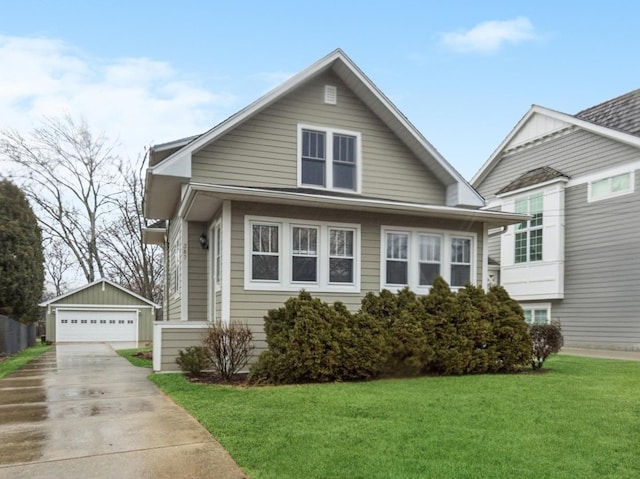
0, 343, 248, 479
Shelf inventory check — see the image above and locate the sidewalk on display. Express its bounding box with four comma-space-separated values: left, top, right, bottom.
560, 347, 640, 362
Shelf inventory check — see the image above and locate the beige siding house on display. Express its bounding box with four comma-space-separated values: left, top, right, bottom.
143, 49, 525, 371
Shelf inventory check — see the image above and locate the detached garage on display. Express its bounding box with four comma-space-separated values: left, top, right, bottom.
41, 279, 159, 344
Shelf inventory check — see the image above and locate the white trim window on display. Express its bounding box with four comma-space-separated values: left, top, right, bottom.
382, 227, 476, 292
251, 223, 280, 282
329, 228, 355, 284
450, 237, 472, 287
298, 124, 361, 193
514, 193, 543, 263
214, 221, 222, 292
170, 240, 181, 297
292, 226, 319, 283
245, 216, 360, 292
385, 232, 409, 285
418, 234, 441, 287
522, 304, 551, 325
588, 171, 634, 202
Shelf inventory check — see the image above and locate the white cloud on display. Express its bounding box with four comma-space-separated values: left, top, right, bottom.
0, 35, 236, 159
440, 17, 537, 53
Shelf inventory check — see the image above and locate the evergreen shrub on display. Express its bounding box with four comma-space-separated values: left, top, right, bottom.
251, 279, 534, 384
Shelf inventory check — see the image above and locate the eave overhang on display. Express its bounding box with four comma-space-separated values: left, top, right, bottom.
142, 227, 166, 245
179, 183, 527, 229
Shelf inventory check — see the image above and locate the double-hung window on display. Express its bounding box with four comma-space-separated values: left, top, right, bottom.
246, 217, 359, 291
251, 223, 279, 281
450, 237, 471, 287
330, 228, 354, 283
386, 232, 409, 285
515, 194, 543, 263
292, 226, 318, 283
418, 235, 441, 286
382, 228, 475, 291
299, 125, 360, 192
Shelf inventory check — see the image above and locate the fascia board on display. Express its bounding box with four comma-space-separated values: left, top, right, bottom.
188, 183, 526, 227
472, 104, 640, 186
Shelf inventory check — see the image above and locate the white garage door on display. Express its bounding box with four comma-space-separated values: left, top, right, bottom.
57, 310, 138, 342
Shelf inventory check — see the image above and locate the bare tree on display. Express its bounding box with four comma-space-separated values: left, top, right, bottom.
43, 238, 75, 297
101, 153, 164, 304
0, 116, 117, 283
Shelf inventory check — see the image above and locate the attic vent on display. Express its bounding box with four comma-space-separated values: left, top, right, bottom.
324, 85, 337, 105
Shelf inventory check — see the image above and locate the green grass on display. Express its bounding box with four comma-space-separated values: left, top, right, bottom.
151, 355, 640, 479
0, 343, 51, 379
117, 347, 153, 368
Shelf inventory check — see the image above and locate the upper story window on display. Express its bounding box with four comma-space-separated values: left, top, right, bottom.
382, 227, 475, 292
514, 193, 543, 263
299, 125, 361, 193
589, 172, 633, 202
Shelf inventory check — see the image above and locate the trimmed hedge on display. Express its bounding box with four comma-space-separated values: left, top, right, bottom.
250, 279, 534, 384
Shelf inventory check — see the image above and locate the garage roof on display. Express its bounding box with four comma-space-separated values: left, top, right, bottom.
39, 278, 160, 308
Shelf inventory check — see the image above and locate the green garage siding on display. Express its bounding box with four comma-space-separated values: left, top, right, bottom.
43, 279, 158, 343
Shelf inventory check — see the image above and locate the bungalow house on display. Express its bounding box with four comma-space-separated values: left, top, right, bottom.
472, 88, 640, 350
143, 49, 525, 371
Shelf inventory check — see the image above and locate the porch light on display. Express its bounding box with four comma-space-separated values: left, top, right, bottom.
199, 233, 209, 250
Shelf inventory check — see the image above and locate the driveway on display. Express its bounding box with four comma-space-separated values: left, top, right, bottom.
0, 343, 248, 479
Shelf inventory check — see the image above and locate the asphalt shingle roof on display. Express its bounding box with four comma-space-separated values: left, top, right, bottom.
496, 166, 569, 195
575, 88, 640, 137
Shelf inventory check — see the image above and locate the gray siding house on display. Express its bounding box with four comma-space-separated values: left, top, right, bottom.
472, 89, 640, 350
143, 49, 524, 371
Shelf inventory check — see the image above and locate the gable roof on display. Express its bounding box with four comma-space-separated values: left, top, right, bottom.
146, 49, 484, 218
472, 99, 640, 187
575, 88, 640, 137
495, 166, 569, 195
39, 278, 160, 308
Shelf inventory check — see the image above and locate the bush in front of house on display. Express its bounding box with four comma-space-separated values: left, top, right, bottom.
202, 321, 254, 381
529, 322, 563, 370
251, 279, 535, 384
176, 346, 210, 376
361, 288, 431, 377
487, 285, 533, 372
250, 291, 387, 384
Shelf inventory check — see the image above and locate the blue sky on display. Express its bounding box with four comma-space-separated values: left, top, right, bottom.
1, 1, 638, 179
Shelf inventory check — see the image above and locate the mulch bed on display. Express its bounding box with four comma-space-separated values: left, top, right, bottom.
132, 351, 153, 360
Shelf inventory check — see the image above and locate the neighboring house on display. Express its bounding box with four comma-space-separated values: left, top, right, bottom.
143, 49, 525, 371
41, 278, 159, 343
472, 88, 640, 350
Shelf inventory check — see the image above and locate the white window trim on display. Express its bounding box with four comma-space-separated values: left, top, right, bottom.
380, 226, 477, 293
521, 302, 551, 325
513, 193, 544, 264
244, 215, 360, 293
297, 123, 362, 193
213, 219, 222, 293
587, 170, 635, 203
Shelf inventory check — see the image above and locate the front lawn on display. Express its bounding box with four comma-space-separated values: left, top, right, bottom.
0, 343, 51, 379
117, 347, 153, 368
151, 356, 640, 479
